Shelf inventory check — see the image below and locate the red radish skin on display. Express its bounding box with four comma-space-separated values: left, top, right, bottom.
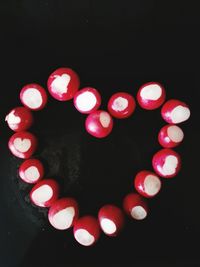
19, 159, 44, 184
107, 92, 136, 119
73, 216, 100, 246
20, 84, 47, 111
137, 82, 166, 110
161, 99, 190, 124
134, 170, 161, 198
5, 106, 33, 132
85, 110, 113, 138
47, 68, 80, 101
30, 179, 59, 208
152, 148, 181, 178
123, 193, 148, 220
48, 198, 79, 230
73, 87, 101, 114
8, 131, 38, 159
98, 205, 124, 236
158, 124, 184, 148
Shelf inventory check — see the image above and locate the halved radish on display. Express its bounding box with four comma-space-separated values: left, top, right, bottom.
98, 205, 124, 236
108, 92, 136, 119
123, 193, 148, 220
134, 170, 161, 198
73, 87, 101, 114
8, 131, 37, 159
85, 110, 113, 138
19, 159, 44, 184
161, 99, 191, 124
158, 124, 184, 148
73, 216, 100, 246
20, 83, 47, 111
5, 106, 33, 132
48, 198, 79, 230
152, 148, 181, 178
30, 179, 59, 207
47, 68, 80, 101
137, 82, 166, 110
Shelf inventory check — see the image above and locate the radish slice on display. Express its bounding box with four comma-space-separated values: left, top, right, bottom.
134, 170, 161, 198
5, 106, 33, 132
98, 205, 124, 236
152, 148, 181, 178
158, 124, 184, 148
8, 131, 38, 159
73, 87, 101, 114
137, 82, 166, 110
73, 216, 100, 246
47, 68, 80, 101
108, 92, 136, 119
85, 110, 113, 138
48, 198, 79, 230
123, 193, 148, 220
30, 179, 59, 207
20, 84, 47, 111
161, 99, 190, 124
19, 159, 44, 184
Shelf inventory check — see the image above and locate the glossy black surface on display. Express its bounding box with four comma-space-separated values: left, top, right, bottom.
0, 1, 200, 266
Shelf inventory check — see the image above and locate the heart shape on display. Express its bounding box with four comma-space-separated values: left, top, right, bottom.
13, 138, 31, 152
51, 74, 71, 95
7, 67, 191, 247
6, 111, 21, 125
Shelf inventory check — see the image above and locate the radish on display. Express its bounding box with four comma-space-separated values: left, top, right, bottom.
47, 67, 80, 101
161, 99, 190, 124
134, 170, 161, 198
8, 131, 37, 159
85, 110, 113, 138
108, 92, 136, 119
48, 198, 79, 230
30, 179, 59, 207
5, 106, 33, 132
98, 204, 124, 236
158, 124, 184, 148
73, 87, 101, 114
152, 148, 181, 178
123, 193, 148, 220
19, 158, 44, 184
20, 83, 47, 111
137, 82, 166, 110
73, 216, 100, 246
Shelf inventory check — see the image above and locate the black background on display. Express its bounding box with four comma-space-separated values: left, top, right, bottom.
0, 1, 200, 267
